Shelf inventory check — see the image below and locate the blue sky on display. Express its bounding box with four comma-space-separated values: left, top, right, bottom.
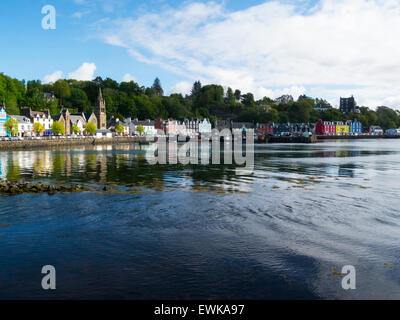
0, 0, 276, 86
1, 0, 400, 108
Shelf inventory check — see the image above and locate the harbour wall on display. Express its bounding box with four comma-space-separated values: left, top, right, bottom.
0, 137, 152, 151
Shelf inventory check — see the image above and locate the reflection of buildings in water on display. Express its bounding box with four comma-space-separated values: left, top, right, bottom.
315, 151, 336, 158
16, 151, 35, 171
199, 142, 211, 164
76, 152, 86, 170
168, 141, 178, 164
119, 144, 131, 151
98, 153, 108, 183
116, 153, 128, 168
336, 150, 349, 158
0, 153, 7, 180
33, 151, 52, 175
65, 153, 72, 177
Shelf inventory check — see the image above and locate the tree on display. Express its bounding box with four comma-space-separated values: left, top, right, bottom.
151, 78, 164, 96
64, 88, 90, 112
33, 122, 45, 136
234, 89, 241, 101
71, 125, 81, 135
191, 81, 202, 97
53, 80, 71, 106
136, 124, 145, 136
84, 122, 97, 135
242, 93, 255, 109
275, 95, 294, 104
5, 118, 18, 136
115, 123, 124, 135
51, 121, 65, 135
225, 87, 236, 109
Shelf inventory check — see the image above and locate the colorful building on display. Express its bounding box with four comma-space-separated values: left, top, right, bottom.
0, 107, 10, 137
348, 119, 362, 135
257, 123, 274, 136
335, 121, 349, 135
370, 126, 383, 135
165, 119, 177, 135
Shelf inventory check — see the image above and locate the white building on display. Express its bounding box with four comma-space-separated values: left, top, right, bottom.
10, 115, 33, 137
199, 118, 212, 135
20, 108, 53, 135
70, 114, 86, 135
386, 128, 400, 136
131, 119, 156, 136
96, 129, 113, 138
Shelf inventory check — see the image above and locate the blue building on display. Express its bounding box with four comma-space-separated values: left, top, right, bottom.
348, 119, 362, 135
0, 107, 10, 137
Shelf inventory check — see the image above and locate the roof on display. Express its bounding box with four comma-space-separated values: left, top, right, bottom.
11, 115, 31, 123
232, 122, 254, 129
132, 119, 155, 126
70, 115, 85, 125
96, 129, 112, 133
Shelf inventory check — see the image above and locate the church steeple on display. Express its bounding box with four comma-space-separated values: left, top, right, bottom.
98, 87, 103, 101
95, 87, 106, 130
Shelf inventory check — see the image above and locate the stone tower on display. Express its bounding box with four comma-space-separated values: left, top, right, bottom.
95, 87, 107, 130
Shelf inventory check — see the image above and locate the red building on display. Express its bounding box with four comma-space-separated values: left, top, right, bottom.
315, 120, 335, 135
257, 124, 274, 136
154, 118, 164, 133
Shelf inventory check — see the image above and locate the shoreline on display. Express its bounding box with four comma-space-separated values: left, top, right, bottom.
0, 136, 153, 151
316, 135, 400, 140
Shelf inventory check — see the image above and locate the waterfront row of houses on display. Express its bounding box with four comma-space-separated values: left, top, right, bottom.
255, 120, 364, 136
0, 89, 396, 138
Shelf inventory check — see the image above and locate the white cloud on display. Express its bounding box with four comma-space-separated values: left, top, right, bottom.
43, 70, 64, 84
170, 81, 193, 96
67, 62, 97, 81
121, 73, 137, 82
96, 0, 400, 108
72, 11, 91, 18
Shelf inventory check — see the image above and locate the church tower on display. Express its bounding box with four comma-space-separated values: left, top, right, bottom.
95, 87, 107, 130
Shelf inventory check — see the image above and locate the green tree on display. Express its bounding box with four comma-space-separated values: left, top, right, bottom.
151, 77, 164, 96
54, 80, 71, 106
65, 88, 90, 112
33, 122, 45, 136
234, 89, 241, 101
115, 123, 124, 135
51, 121, 65, 135
225, 87, 236, 110
190, 81, 202, 97
5, 118, 18, 136
242, 93, 256, 109
71, 125, 81, 135
136, 124, 145, 136
84, 122, 97, 135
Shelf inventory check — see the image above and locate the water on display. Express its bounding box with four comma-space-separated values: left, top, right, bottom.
0, 140, 400, 299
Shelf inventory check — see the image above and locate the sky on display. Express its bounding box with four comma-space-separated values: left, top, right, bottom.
1, 0, 400, 108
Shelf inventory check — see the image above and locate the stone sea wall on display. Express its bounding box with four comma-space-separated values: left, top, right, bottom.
0, 136, 152, 151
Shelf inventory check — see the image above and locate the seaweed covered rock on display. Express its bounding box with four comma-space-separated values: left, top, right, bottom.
0, 180, 93, 195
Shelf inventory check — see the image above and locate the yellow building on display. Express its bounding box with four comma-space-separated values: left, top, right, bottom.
335, 122, 349, 135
